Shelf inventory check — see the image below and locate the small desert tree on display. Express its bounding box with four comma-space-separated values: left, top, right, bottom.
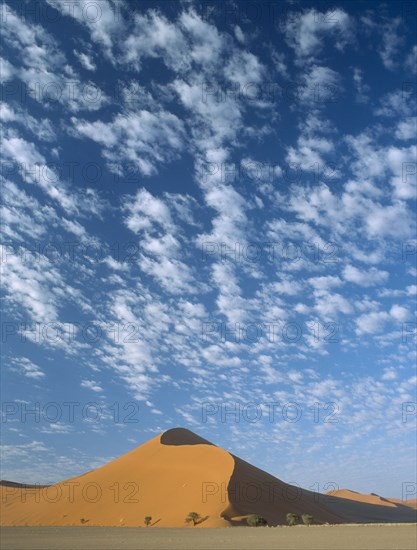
144, 516, 152, 527
301, 514, 314, 526
246, 514, 267, 527
185, 512, 201, 526
286, 513, 300, 526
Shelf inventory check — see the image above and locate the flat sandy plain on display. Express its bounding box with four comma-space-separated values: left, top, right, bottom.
1, 525, 416, 550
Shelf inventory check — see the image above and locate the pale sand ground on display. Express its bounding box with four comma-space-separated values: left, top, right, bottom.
1, 525, 416, 550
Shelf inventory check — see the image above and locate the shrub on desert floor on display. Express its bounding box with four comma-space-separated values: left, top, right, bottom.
301, 514, 314, 526
286, 513, 300, 526
144, 516, 152, 527
246, 515, 267, 527
185, 512, 201, 526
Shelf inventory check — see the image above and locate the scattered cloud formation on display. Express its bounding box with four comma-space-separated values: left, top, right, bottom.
1, 1, 415, 497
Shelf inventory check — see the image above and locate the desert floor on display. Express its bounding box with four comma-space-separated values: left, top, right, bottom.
1, 524, 416, 550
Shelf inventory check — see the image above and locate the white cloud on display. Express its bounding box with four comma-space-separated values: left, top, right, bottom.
379, 17, 404, 70
0, 56, 15, 82
309, 275, 343, 291
287, 135, 335, 169
0, 102, 56, 141
179, 9, 224, 67
46, 0, 125, 60
1, 254, 62, 322
124, 189, 173, 233
124, 10, 189, 71
285, 8, 352, 61
123, 8, 227, 74
224, 50, 265, 88
122, 189, 201, 295
173, 78, 244, 154
299, 65, 342, 106
271, 277, 304, 296
343, 265, 389, 287
81, 380, 103, 392
395, 118, 416, 141
197, 184, 247, 246
375, 90, 415, 118
405, 45, 417, 74
365, 202, 415, 239
74, 50, 96, 71
2, 134, 86, 215
386, 145, 417, 200
234, 25, 245, 44
1, 441, 48, 461
389, 305, 411, 322
382, 368, 397, 381
352, 67, 370, 103
270, 49, 288, 78
72, 110, 185, 175
356, 305, 411, 335
314, 291, 353, 317
3, 6, 107, 111
11, 357, 45, 379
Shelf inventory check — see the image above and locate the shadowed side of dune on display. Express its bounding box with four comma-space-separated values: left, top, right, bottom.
220, 458, 417, 525
219, 455, 346, 525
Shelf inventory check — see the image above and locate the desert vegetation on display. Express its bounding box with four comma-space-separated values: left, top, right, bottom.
286, 513, 300, 526
286, 513, 314, 526
246, 515, 267, 527
301, 514, 314, 526
185, 512, 201, 526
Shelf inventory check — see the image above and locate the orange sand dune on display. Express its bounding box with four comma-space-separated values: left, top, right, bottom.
1, 428, 416, 527
327, 489, 398, 507
328, 489, 417, 509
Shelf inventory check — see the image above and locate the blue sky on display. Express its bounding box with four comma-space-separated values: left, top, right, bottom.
1, 0, 416, 499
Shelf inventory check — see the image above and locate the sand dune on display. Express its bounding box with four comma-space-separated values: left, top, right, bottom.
328, 489, 417, 509
1, 428, 416, 527
327, 490, 399, 508
326, 489, 417, 523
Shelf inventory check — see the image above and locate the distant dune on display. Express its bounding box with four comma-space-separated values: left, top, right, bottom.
326, 489, 417, 521
1, 428, 416, 527
327, 489, 417, 509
